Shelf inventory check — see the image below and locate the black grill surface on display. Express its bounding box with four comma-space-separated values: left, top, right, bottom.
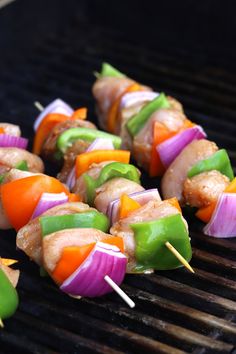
0, 20, 236, 354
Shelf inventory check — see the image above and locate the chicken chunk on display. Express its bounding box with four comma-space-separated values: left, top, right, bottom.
162, 139, 218, 203
94, 177, 144, 214
57, 139, 91, 183
72, 161, 113, 201
42, 119, 96, 159
0, 148, 44, 173
183, 170, 230, 208
92, 76, 136, 129
0, 123, 21, 137
16, 202, 93, 265
42, 228, 113, 274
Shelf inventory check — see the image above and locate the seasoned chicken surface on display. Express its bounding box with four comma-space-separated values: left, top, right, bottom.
0, 148, 44, 173
110, 199, 186, 272
0, 123, 21, 136
183, 170, 230, 208
16, 202, 92, 265
43, 228, 113, 274
42, 119, 96, 159
72, 161, 113, 201
93, 76, 135, 129
58, 139, 91, 183
94, 177, 144, 214
162, 139, 218, 203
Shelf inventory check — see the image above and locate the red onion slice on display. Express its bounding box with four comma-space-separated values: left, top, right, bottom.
107, 188, 161, 225
157, 125, 206, 168
0, 134, 28, 149
120, 91, 159, 110
31, 192, 68, 219
66, 166, 76, 190
204, 193, 236, 238
60, 242, 127, 297
34, 99, 73, 131
86, 138, 114, 152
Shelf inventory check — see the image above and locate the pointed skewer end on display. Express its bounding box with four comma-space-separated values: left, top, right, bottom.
165, 241, 195, 274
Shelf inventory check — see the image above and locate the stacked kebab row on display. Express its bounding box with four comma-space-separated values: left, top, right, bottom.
0, 106, 193, 323
92, 63, 236, 238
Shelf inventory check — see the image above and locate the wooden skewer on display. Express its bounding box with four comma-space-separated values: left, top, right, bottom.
104, 275, 135, 308
34, 101, 44, 112
165, 241, 195, 273
0, 319, 4, 328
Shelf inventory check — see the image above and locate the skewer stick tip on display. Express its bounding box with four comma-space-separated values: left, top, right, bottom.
165, 241, 195, 273
0, 318, 4, 328
34, 101, 44, 112
104, 275, 135, 308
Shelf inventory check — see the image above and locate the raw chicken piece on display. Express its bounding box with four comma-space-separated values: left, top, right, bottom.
16, 202, 92, 265
183, 170, 230, 208
0, 123, 21, 137
162, 139, 218, 203
94, 177, 144, 214
0, 147, 44, 173
42, 228, 113, 274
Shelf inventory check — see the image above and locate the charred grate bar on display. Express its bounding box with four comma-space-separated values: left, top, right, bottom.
0, 22, 236, 354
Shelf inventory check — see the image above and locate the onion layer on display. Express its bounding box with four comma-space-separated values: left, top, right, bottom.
107, 188, 161, 225
86, 138, 114, 152
60, 242, 127, 297
66, 166, 76, 190
204, 193, 236, 238
0, 134, 28, 149
120, 91, 159, 109
31, 192, 68, 219
34, 99, 73, 131
157, 125, 206, 168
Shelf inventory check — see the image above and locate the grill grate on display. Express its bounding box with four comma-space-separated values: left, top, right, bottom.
0, 22, 236, 354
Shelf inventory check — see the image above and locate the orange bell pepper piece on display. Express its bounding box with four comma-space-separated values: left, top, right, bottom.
75, 150, 130, 178
0, 128, 5, 134
107, 83, 142, 133
52, 236, 124, 284
119, 194, 141, 219
1, 175, 69, 231
70, 107, 87, 121
149, 121, 176, 177
33, 113, 69, 154
68, 193, 81, 202
224, 177, 236, 193
52, 243, 95, 284
166, 197, 182, 213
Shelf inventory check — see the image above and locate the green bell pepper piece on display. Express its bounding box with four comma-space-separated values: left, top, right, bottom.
83, 162, 140, 205
131, 214, 192, 272
15, 160, 29, 171
0, 268, 19, 320
187, 149, 234, 181
0, 174, 5, 184
126, 93, 170, 137
57, 127, 122, 154
40, 210, 109, 237
98, 62, 125, 78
